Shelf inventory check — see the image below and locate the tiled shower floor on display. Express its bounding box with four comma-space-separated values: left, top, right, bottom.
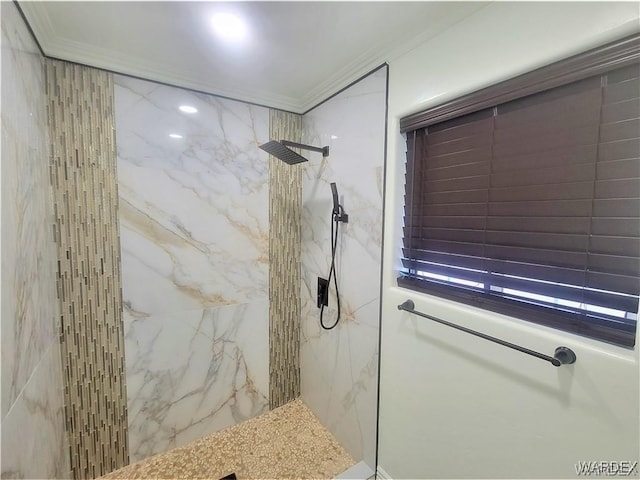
102, 399, 355, 479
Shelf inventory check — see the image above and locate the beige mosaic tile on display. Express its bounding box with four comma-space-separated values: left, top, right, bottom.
45, 58, 129, 478
101, 398, 355, 480
268, 110, 303, 409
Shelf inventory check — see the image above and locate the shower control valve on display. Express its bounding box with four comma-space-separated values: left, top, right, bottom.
317, 277, 329, 308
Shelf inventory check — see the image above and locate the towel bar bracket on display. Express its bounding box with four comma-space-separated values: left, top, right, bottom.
553, 346, 577, 365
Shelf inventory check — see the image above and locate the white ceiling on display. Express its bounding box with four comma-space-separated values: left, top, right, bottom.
18, 1, 489, 113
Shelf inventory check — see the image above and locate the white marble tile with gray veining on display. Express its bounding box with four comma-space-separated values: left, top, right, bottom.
115, 75, 270, 318
1, 344, 70, 479
1, 1, 60, 422
300, 67, 386, 468
124, 301, 269, 462
300, 301, 380, 462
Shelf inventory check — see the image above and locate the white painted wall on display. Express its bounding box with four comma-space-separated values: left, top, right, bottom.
379, 2, 640, 478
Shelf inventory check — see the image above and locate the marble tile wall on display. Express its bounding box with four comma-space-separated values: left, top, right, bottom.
0, 2, 69, 478
0, 345, 69, 479
300, 66, 387, 469
114, 76, 271, 462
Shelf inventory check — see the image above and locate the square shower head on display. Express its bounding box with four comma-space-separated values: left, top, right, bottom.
259, 140, 308, 165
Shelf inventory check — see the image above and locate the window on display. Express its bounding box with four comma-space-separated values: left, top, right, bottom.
399, 35, 640, 348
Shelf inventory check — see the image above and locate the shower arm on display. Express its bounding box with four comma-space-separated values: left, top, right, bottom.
280, 140, 330, 157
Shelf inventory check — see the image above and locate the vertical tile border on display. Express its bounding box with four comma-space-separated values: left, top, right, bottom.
45, 59, 129, 479
268, 110, 303, 408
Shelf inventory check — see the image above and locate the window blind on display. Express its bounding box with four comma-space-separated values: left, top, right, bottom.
399, 45, 639, 348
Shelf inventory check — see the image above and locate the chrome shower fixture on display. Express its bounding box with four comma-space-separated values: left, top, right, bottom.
259, 140, 329, 165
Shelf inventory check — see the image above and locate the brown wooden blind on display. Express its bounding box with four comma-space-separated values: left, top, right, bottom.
400, 40, 639, 348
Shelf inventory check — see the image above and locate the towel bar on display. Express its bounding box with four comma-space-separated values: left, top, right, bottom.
397, 299, 576, 367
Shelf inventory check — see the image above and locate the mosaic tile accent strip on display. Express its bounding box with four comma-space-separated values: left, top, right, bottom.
45, 59, 129, 479
268, 110, 303, 409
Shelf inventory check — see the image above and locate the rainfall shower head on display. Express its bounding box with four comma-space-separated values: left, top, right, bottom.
259, 141, 308, 165
259, 140, 329, 165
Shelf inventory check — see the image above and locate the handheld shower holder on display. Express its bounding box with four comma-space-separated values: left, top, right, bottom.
334, 211, 348, 223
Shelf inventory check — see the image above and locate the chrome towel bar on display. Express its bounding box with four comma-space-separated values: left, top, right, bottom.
397, 300, 576, 367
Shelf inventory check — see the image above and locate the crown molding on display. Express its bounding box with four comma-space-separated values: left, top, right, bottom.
44, 36, 303, 112
17, 0, 489, 114
298, 1, 490, 112
17, 1, 302, 112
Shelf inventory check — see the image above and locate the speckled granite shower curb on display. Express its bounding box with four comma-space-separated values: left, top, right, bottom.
268, 110, 303, 408
45, 59, 129, 479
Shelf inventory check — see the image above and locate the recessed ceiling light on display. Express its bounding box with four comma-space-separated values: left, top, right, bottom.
169, 133, 183, 139
179, 105, 198, 114
211, 12, 247, 42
